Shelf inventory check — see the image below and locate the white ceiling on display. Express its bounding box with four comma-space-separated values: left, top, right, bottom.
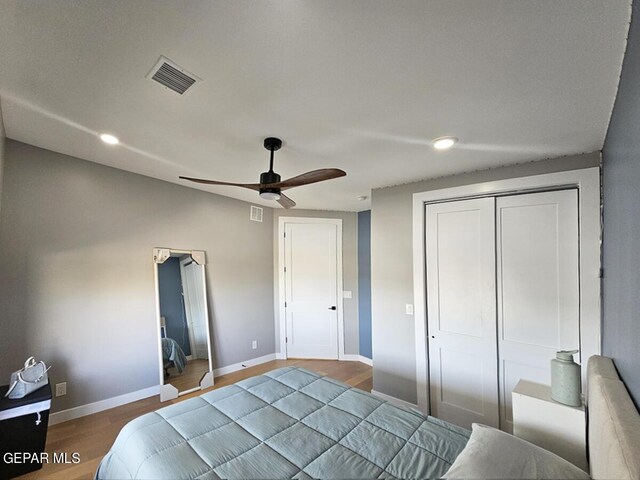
0, 1, 631, 211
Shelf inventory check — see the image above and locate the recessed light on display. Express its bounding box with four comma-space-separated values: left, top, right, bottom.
100, 133, 119, 145
432, 136, 458, 150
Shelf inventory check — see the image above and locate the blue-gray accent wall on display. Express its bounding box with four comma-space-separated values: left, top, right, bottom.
358, 210, 372, 359
602, 0, 640, 407
158, 257, 191, 356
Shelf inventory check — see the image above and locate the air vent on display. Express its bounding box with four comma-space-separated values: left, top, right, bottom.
250, 206, 264, 223
146, 56, 201, 95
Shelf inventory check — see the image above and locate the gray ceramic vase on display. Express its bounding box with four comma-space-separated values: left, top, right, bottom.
550, 350, 582, 407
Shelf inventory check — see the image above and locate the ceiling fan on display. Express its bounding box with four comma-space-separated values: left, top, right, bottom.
180, 137, 347, 209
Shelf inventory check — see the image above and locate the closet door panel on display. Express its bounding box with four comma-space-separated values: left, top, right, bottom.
436, 209, 484, 337
439, 346, 487, 414
496, 189, 580, 432
426, 197, 499, 429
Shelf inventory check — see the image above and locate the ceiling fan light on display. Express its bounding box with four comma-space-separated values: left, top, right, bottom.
260, 191, 281, 201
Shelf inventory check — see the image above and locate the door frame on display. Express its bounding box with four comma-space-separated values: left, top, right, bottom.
276, 217, 345, 360
412, 167, 601, 414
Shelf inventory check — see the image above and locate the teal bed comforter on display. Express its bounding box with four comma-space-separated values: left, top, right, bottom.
96, 367, 469, 479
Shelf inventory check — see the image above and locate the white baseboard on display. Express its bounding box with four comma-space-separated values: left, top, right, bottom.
49, 384, 159, 426
340, 354, 359, 362
49, 353, 279, 426
275, 352, 372, 366
371, 389, 420, 411
213, 353, 277, 376
358, 355, 373, 366
340, 354, 373, 366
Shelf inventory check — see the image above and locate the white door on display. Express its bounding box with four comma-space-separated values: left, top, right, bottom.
496, 189, 579, 432
181, 259, 209, 360
426, 198, 499, 429
284, 221, 339, 359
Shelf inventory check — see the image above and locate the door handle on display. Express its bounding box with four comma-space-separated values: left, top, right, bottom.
328, 306, 337, 310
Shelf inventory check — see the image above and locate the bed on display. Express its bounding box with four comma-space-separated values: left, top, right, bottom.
96, 367, 470, 479
586, 355, 640, 480
96, 357, 640, 479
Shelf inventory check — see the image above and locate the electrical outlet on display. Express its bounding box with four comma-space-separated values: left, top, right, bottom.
252, 340, 258, 350
405, 304, 414, 315
55, 382, 67, 397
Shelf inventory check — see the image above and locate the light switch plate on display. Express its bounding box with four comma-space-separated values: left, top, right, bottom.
405, 304, 414, 315
343, 291, 352, 299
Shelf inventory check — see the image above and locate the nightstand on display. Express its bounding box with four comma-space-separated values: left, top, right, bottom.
512, 379, 587, 472
0, 383, 52, 478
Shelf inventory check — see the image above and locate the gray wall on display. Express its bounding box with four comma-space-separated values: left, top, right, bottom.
358, 211, 372, 359
602, 0, 640, 407
0, 98, 5, 214
0, 140, 275, 413
272, 209, 359, 355
370, 152, 601, 404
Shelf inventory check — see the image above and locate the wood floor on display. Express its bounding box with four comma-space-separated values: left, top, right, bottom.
20, 359, 372, 480
165, 358, 210, 393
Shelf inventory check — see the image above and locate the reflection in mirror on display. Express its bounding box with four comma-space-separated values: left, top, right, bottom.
154, 248, 214, 401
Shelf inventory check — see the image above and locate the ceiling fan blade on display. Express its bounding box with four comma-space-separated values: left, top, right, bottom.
179, 176, 260, 191
277, 193, 296, 209
272, 169, 346, 190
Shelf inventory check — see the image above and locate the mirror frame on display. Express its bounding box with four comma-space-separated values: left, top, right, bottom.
153, 247, 214, 401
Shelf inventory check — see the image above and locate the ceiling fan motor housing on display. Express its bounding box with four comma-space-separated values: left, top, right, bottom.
260, 170, 281, 197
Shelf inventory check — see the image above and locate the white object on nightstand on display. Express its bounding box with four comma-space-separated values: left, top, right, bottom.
512, 379, 587, 472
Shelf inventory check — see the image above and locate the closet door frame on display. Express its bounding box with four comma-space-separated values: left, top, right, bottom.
412, 167, 601, 414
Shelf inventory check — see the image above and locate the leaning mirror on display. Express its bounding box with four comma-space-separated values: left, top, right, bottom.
153, 248, 214, 401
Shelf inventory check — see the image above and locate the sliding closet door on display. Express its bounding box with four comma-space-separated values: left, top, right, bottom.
426, 198, 499, 429
496, 189, 580, 433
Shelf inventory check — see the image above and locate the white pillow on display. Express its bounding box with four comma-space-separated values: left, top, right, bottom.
444, 423, 590, 479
